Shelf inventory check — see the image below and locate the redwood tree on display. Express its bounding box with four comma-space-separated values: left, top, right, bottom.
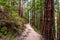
57, 2, 60, 40
40, 0, 55, 40
19, 0, 23, 17
31, 0, 35, 25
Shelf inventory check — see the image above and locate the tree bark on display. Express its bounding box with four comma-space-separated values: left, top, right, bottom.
19, 0, 23, 17
31, 0, 35, 25
40, 0, 43, 35
40, 0, 55, 40
57, 7, 60, 40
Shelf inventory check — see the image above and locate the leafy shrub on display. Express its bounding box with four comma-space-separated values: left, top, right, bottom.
0, 0, 27, 40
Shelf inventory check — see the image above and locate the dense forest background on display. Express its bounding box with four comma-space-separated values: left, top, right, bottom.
0, 0, 60, 40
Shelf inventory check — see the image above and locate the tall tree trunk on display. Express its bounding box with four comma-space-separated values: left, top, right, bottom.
40, 0, 43, 35
19, 0, 23, 17
57, 1, 60, 40
31, 0, 35, 25
57, 12, 60, 40
40, 0, 55, 40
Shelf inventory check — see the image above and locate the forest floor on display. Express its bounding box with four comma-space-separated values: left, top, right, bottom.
19, 23, 44, 40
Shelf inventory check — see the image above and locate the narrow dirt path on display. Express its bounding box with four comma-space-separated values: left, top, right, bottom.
20, 23, 44, 40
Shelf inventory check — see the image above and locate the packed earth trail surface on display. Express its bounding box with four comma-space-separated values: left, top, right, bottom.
20, 23, 44, 40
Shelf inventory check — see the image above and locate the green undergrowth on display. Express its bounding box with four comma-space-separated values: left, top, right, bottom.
0, 1, 28, 40
0, 16, 26, 40
0, 11, 27, 40
32, 26, 40, 34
